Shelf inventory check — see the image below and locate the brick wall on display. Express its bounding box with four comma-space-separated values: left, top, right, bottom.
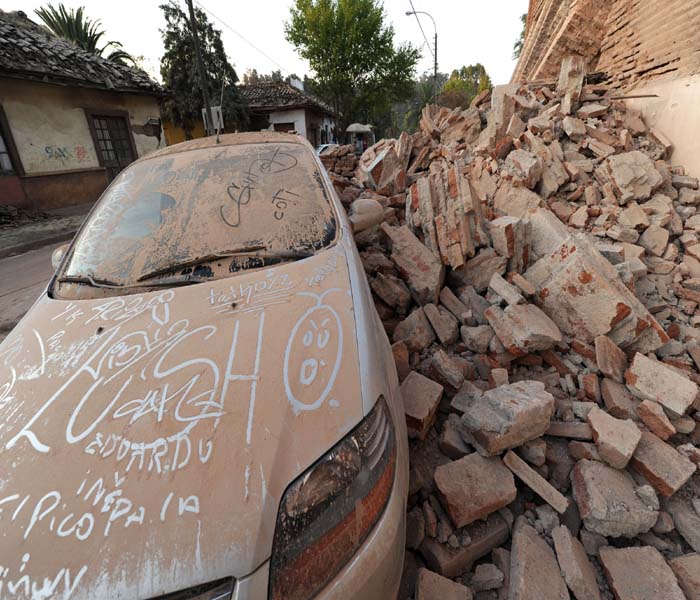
597, 0, 700, 88
512, 0, 700, 89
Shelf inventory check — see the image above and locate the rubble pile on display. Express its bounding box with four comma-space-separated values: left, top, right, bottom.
329, 55, 700, 599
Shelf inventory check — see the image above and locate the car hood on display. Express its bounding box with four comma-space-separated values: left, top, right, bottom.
0, 246, 363, 599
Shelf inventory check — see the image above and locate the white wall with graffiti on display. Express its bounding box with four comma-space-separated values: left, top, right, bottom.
0, 78, 161, 175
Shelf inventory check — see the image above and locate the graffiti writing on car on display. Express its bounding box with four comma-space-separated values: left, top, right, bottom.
220, 147, 299, 227
0, 260, 350, 596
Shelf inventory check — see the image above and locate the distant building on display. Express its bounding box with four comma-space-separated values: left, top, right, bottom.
0, 10, 164, 210
239, 80, 336, 147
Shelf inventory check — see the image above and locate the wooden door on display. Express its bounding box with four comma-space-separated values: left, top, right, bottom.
91, 115, 136, 180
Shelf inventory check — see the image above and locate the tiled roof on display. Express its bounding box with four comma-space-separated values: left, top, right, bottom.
0, 10, 163, 95
238, 81, 334, 115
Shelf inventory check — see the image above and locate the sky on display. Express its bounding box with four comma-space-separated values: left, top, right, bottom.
12, 0, 528, 86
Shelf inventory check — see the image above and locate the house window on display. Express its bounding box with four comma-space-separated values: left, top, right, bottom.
273, 122, 296, 133
87, 112, 137, 181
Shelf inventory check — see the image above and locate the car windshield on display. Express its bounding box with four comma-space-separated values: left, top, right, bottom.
60, 141, 337, 287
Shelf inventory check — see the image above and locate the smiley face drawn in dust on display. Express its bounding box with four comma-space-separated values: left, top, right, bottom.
283, 290, 343, 414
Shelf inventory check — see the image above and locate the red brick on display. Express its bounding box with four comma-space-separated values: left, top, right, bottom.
416, 568, 472, 600
434, 454, 516, 528
509, 520, 569, 600
599, 546, 685, 600
629, 431, 696, 497
594, 335, 627, 382
401, 371, 443, 440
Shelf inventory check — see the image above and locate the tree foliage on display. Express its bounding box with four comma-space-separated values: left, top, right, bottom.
439, 64, 493, 109
285, 0, 420, 136
242, 69, 284, 85
513, 13, 527, 60
34, 3, 134, 64
159, 1, 247, 136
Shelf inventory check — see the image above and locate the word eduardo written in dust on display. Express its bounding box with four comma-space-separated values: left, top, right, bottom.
220, 147, 299, 227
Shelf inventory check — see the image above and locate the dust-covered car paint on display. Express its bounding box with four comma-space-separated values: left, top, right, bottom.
0, 133, 407, 600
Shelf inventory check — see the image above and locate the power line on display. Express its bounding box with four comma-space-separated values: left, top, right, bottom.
193, 0, 291, 75
408, 0, 434, 60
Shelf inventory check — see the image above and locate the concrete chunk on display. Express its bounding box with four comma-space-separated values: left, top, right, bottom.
434, 454, 516, 528
625, 353, 698, 416
571, 459, 657, 537
461, 380, 555, 456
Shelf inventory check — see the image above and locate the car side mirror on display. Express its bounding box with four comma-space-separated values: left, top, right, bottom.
51, 243, 69, 270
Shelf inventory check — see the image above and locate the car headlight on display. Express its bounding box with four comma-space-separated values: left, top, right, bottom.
152, 578, 234, 599
268, 397, 397, 600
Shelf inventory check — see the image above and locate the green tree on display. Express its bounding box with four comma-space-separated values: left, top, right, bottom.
513, 13, 527, 60
242, 69, 285, 85
285, 0, 420, 137
159, 1, 247, 137
439, 64, 493, 109
34, 3, 134, 64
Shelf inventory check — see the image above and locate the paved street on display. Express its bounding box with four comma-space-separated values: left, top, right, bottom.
0, 243, 60, 342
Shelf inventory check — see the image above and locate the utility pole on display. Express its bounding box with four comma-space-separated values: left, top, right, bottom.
433, 30, 438, 104
185, 0, 214, 136
406, 10, 438, 103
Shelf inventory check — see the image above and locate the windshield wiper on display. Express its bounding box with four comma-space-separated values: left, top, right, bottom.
56, 274, 207, 289
137, 246, 315, 282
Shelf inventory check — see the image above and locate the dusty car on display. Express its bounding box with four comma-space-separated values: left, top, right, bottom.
315, 143, 339, 155
0, 133, 408, 599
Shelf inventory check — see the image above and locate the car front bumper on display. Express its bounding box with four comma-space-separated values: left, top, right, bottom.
232, 430, 409, 600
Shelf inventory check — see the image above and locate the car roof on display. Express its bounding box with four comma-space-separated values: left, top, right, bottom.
140, 131, 314, 164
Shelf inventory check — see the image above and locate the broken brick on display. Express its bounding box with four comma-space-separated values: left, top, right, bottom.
625, 353, 699, 416
434, 454, 516, 528
629, 431, 696, 497
571, 459, 657, 537
599, 546, 685, 600
401, 371, 443, 440
587, 406, 641, 469
461, 380, 555, 455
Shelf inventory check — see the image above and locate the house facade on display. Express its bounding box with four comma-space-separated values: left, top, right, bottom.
239, 80, 336, 147
0, 10, 164, 210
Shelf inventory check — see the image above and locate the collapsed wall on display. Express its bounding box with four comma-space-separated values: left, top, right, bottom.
513, 0, 700, 178
325, 57, 700, 598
